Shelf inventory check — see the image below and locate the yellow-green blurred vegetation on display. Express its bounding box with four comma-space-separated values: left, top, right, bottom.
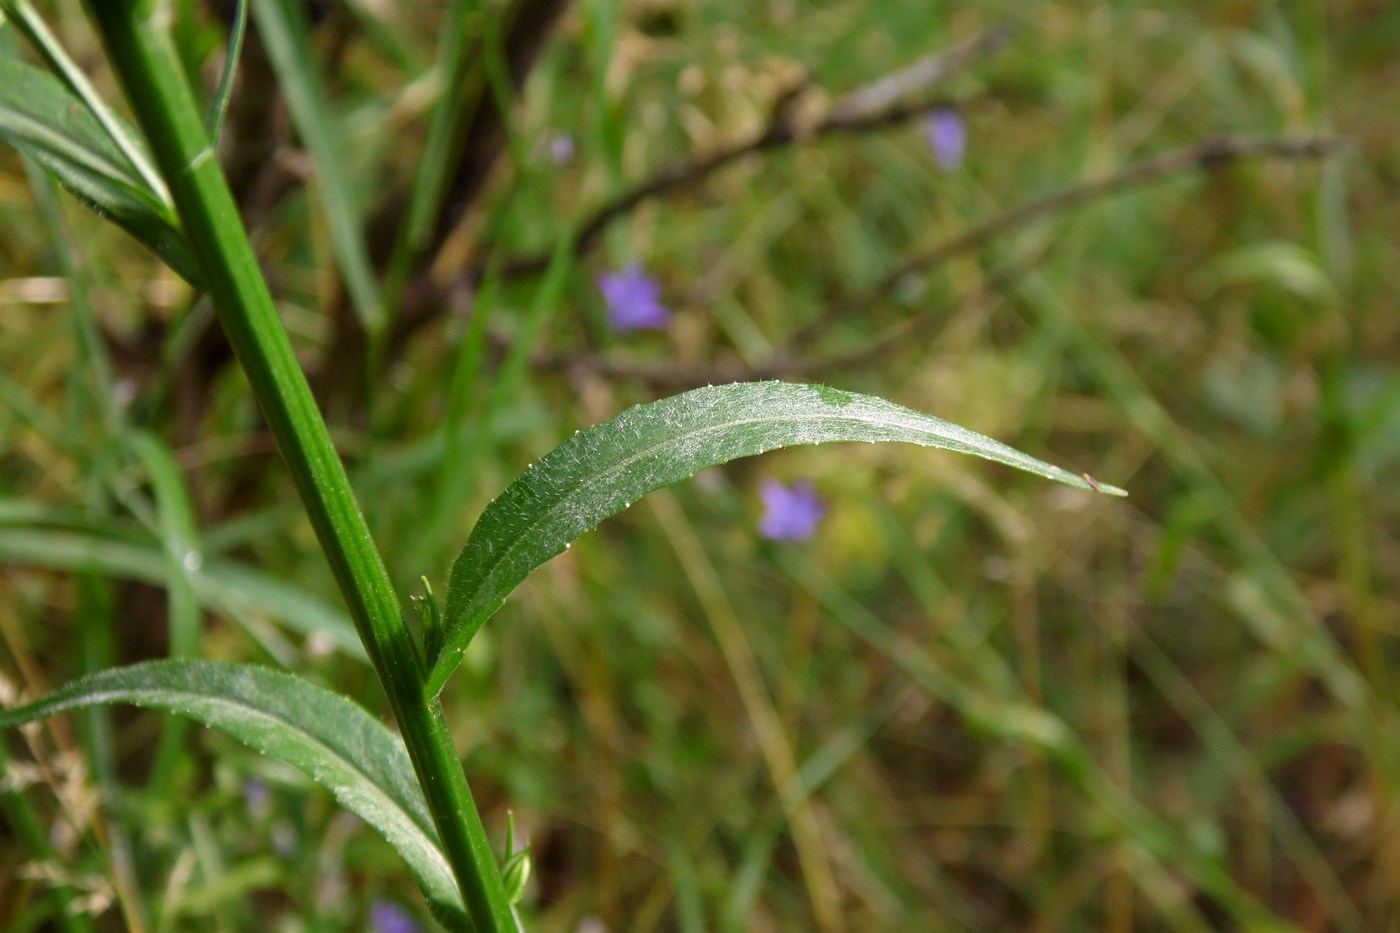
2, 0, 1399, 929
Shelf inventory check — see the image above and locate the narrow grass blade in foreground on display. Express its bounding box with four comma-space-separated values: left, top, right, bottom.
0, 660, 469, 929
249, 0, 382, 331
203, 0, 248, 142
0, 524, 364, 660
432, 380, 1125, 696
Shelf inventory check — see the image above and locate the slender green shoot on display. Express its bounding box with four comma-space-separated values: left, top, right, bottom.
78, 4, 513, 928
203, 0, 247, 143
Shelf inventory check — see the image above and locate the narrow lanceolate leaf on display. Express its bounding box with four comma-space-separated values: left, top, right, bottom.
431, 381, 1125, 695
0, 661, 469, 929
1, 0, 170, 200
0, 54, 197, 282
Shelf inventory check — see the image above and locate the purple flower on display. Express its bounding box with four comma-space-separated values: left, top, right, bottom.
548, 131, 576, 165
924, 109, 965, 169
758, 480, 825, 541
370, 901, 419, 933
536, 130, 575, 165
598, 263, 671, 333
243, 778, 270, 819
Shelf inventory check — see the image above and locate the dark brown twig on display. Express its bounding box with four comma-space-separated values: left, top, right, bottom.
787, 134, 1353, 350
827, 25, 1012, 120
509, 135, 1349, 391
334, 26, 1015, 408
522, 240, 1052, 390
490, 26, 1014, 281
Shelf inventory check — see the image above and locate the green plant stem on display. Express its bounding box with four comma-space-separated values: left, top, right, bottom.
80, 4, 512, 930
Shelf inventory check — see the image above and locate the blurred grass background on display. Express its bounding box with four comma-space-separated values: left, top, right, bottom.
2, 0, 1399, 930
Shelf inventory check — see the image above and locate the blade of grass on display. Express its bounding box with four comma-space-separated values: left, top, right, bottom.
248, 0, 383, 333
0, 518, 363, 662
1, 154, 150, 923
21, 121, 205, 800
338, 0, 425, 74
16, 156, 116, 434
880, 497, 1364, 928
385, 0, 482, 300
405, 259, 504, 574
203, 0, 247, 143
121, 430, 203, 794
1010, 269, 1381, 724
775, 547, 1290, 930
1127, 633, 1366, 929
409, 239, 571, 579
480, 5, 529, 179
72, 575, 150, 931
648, 490, 845, 933
582, 0, 622, 186
720, 684, 917, 932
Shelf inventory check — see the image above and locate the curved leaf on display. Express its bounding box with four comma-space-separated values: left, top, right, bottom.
0, 660, 468, 929
431, 381, 1125, 695
0, 53, 197, 282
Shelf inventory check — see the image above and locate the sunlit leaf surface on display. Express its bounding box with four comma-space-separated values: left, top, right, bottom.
432, 381, 1124, 696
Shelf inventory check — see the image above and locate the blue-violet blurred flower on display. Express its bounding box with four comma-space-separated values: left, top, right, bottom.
243, 778, 270, 819
548, 131, 576, 165
598, 263, 671, 333
758, 480, 825, 541
924, 109, 965, 168
371, 901, 419, 933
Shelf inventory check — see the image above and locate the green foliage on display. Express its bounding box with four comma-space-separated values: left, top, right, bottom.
4, 5, 1119, 926
249, 0, 381, 331
0, 660, 471, 929
0, 0, 1387, 930
202, 0, 247, 143
434, 381, 1121, 695
0, 511, 364, 659
0, 53, 195, 280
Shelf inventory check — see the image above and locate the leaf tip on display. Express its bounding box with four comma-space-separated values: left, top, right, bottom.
1080, 472, 1128, 497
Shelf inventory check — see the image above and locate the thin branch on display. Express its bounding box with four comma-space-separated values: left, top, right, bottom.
827, 25, 1012, 120
788, 134, 1353, 350
490, 25, 1014, 280
311, 26, 1010, 412
781, 240, 1051, 375
516, 134, 1350, 390
521, 241, 1051, 390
